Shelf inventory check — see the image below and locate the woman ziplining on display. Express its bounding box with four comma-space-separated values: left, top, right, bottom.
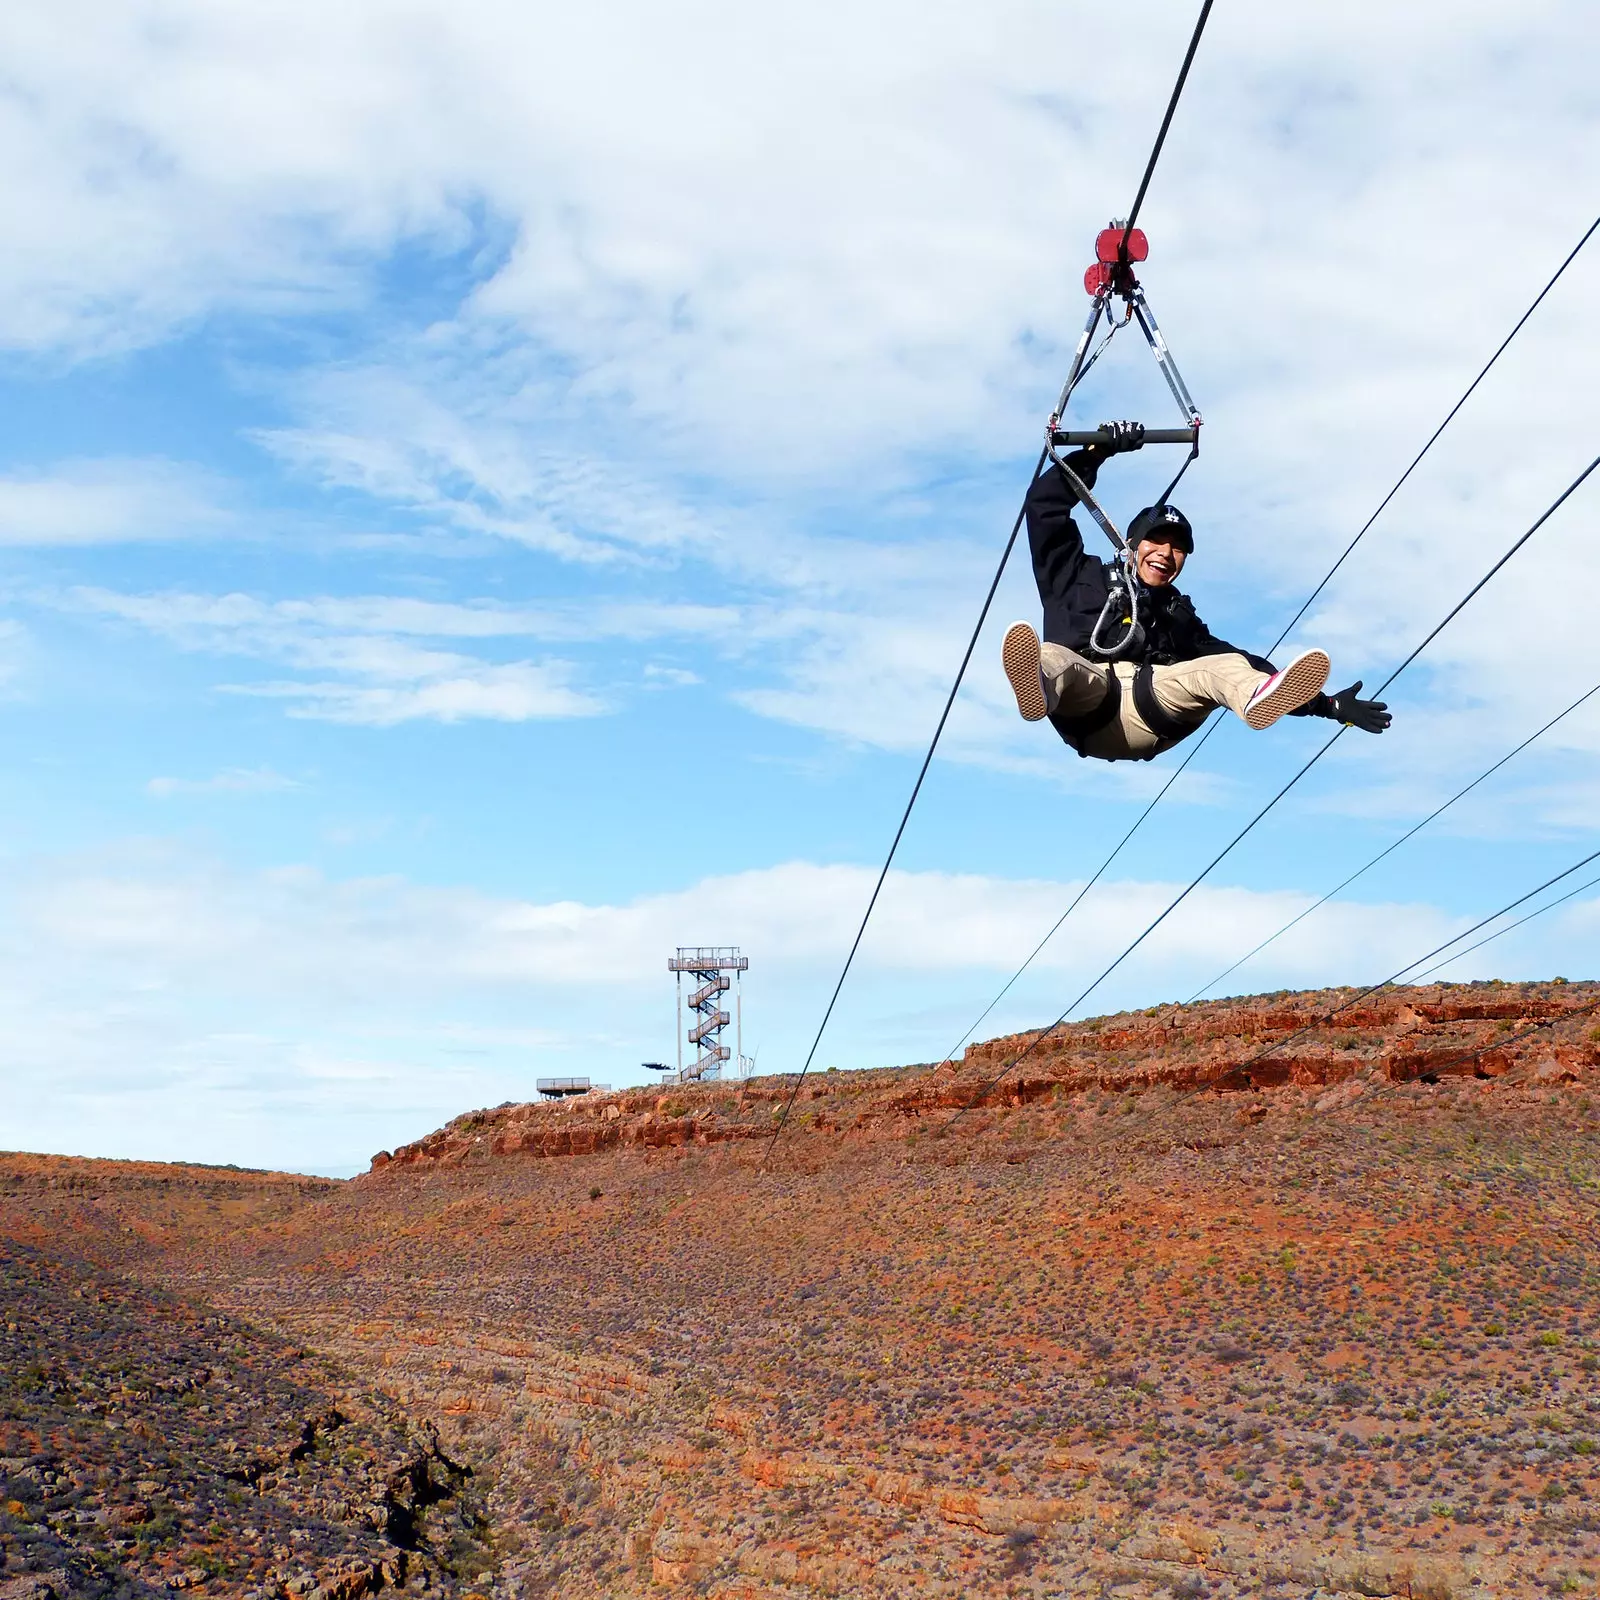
1000, 224, 1390, 763
1001, 423, 1391, 760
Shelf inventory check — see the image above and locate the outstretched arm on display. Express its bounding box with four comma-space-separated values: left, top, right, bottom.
1300, 682, 1392, 733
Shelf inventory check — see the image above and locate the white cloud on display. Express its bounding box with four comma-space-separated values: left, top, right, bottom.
0, 460, 229, 545
643, 664, 701, 688
228, 659, 600, 725
71, 588, 739, 646
2, 3, 1595, 794
1, 1, 1590, 471
146, 767, 299, 797
8, 838, 1584, 1172
65, 586, 622, 726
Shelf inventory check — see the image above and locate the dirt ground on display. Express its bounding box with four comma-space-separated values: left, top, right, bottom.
5, 981, 1599, 1598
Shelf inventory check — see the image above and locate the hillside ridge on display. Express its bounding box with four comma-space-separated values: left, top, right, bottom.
6, 978, 1600, 1599
368, 979, 1595, 1175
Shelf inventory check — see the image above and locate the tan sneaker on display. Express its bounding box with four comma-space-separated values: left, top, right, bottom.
1002, 622, 1049, 722
1243, 648, 1330, 731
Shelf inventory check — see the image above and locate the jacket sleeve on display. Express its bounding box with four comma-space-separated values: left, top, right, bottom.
1025, 450, 1100, 606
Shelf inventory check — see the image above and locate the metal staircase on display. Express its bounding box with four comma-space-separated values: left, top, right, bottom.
665, 947, 748, 1081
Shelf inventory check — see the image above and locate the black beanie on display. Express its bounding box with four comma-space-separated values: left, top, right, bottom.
1127, 503, 1193, 554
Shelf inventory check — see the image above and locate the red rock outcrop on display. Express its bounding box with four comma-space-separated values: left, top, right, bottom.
363, 980, 1600, 1177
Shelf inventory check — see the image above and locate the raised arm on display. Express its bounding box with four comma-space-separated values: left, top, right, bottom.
1024, 448, 1102, 606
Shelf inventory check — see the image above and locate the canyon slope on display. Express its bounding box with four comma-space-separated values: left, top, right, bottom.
5, 980, 1600, 1600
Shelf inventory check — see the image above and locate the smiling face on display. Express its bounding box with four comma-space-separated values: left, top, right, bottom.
1134, 535, 1187, 587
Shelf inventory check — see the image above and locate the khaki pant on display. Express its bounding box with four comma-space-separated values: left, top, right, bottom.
1040, 644, 1270, 761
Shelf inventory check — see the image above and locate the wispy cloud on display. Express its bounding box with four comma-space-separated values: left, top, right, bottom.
4, 2, 1595, 783
4, 840, 1531, 1169
227, 659, 601, 725
0, 460, 230, 546
65, 587, 634, 726
146, 767, 300, 797
67, 587, 739, 648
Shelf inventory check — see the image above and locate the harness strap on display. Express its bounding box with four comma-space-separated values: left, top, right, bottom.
1131, 661, 1211, 745
1048, 668, 1121, 757
1154, 430, 1200, 508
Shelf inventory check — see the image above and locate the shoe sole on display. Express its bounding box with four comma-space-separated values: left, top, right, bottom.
1002, 622, 1048, 722
1244, 648, 1331, 731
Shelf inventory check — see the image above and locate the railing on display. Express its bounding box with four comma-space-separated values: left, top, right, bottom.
668, 948, 749, 973
688, 976, 730, 1008
688, 1009, 731, 1044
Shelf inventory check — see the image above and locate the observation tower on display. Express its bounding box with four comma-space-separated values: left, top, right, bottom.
663, 946, 748, 1082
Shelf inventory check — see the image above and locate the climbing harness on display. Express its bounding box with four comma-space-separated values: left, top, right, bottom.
1048, 659, 1206, 764
1044, 222, 1205, 662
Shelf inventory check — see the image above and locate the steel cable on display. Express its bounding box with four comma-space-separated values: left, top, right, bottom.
1409, 871, 1600, 984
1355, 993, 1600, 1088
760, 456, 1044, 1158
1233, 836, 1600, 1078
763, 0, 1218, 1160
937, 210, 1600, 1070
1122, 0, 1214, 243
1110, 986, 1600, 1167
1187, 681, 1600, 1002
1268, 213, 1600, 651
949, 452, 1600, 1117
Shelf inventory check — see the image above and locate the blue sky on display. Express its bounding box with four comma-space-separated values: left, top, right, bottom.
2, 0, 1598, 1175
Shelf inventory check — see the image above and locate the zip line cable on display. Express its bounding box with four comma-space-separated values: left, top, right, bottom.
1233, 836, 1600, 1077
1219, 982, 1600, 1152
948, 452, 1600, 1118
932, 740, 1213, 1069
1268, 213, 1600, 650
934, 210, 1600, 1071
1187, 680, 1600, 1002
945, 730, 1347, 1123
1170, 990, 1600, 1153
1374, 993, 1600, 1086
1070, 927, 1600, 1167
757, 466, 1042, 1156
762, 0, 1218, 1161
1121, 0, 1213, 243
1410, 870, 1600, 983
1332, 847, 1600, 1010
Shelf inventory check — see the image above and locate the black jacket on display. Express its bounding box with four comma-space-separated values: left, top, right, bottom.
1026, 451, 1277, 676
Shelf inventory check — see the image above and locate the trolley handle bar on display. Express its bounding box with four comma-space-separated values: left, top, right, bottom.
1050, 426, 1198, 447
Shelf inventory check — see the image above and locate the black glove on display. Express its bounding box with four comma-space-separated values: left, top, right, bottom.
1095, 419, 1146, 454
1319, 681, 1391, 734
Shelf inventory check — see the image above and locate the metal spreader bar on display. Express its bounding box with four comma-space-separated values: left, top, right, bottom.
1051, 426, 1198, 447
1043, 223, 1207, 558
